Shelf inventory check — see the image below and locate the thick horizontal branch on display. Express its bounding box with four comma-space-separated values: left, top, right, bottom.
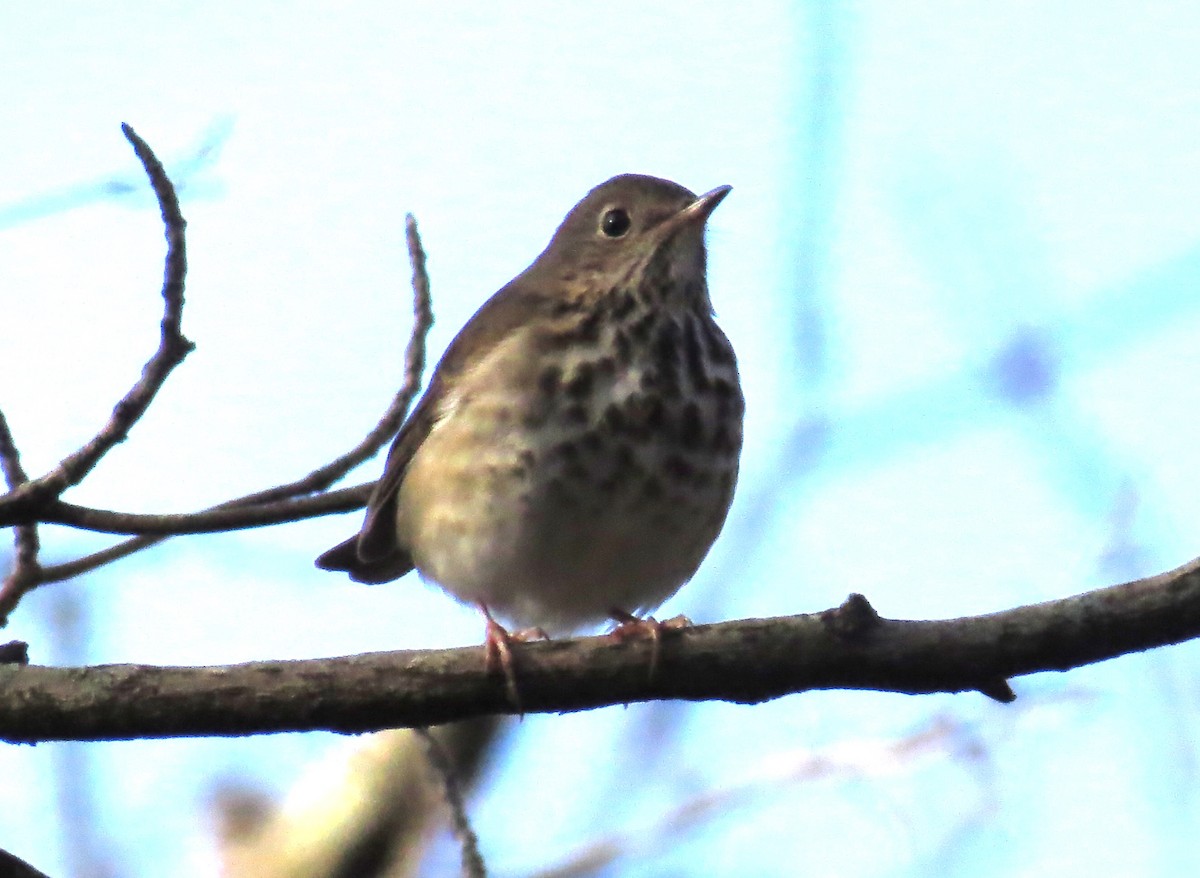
3, 555, 1199, 743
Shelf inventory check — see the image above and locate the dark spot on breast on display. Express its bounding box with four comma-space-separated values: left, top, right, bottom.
653, 320, 680, 362
721, 395, 745, 421
554, 441, 580, 461
563, 460, 589, 482
539, 365, 561, 395
613, 444, 635, 470
619, 394, 669, 442
575, 310, 603, 344
665, 455, 694, 480
710, 424, 730, 453
565, 362, 595, 400
581, 431, 604, 453
615, 329, 632, 363
645, 398, 666, 431
595, 356, 617, 377
712, 377, 737, 400
651, 321, 681, 393
603, 403, 627, 433
684, 317, 711, 392
642, 476, 665, 499
612, 290, 638, 320
629, 310, 656, 344
713, 383, 745, 420
522, 408, 549, 429
564, 404, 589, 425
546, 477, 578, 506
710, 422, 739, 455
679, 403, 704, 449
509, 449, 534, 478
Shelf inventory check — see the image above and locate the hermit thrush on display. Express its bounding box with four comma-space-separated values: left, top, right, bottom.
317, 174, 743, 654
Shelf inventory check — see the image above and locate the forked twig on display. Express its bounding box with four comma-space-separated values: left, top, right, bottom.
6, 124, 193, 509
0, 411, 40, 600
416, 727, 488, 878
1, 123, 191, 622
0, 130, 434, 622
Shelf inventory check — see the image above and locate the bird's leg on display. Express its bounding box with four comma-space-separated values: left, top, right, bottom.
479, 603, 548, 713
608, 608, 692, 680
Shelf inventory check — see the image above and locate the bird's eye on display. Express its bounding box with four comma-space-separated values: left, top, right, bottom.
600, 207, 631, 238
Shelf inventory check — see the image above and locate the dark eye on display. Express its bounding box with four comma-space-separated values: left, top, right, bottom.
600, 207, 631, 238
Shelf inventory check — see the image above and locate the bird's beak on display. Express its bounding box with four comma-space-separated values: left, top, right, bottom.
683, 185, 732, 223
661, 185, 732, 238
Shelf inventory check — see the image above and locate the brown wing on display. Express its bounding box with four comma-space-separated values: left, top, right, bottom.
354, 386, 441, 563
317, 273, 554, 581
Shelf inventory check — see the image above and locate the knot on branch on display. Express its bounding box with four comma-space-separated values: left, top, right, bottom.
977, 678, 1016, 703
0, 640, 29, 666
821, 592, 882, 641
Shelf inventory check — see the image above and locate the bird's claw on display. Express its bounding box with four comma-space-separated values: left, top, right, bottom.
480, 604, 548, 713
608, 609, 692, 680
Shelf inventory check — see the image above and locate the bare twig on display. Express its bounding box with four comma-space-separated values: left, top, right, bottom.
210, 215, 429, 509
0, 217, 434, 538
0, 124, 191, 624
0, 411, 41, 598
2, 557, 1199, 743
0, 154, 434, 610
416, 727, 488, 878
5, 483, 372, 535
5, 124, 193, 508
0, 411, 31, 487
27, 537, 164, 587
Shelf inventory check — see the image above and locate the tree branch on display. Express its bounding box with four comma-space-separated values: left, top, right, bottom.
3, 556, 1199, 743
19, 232, 428, 586
0, 120, 433, 618
0, 411, 41, 596
0, 124, 192, 624
5, 124, 193, 510
0, 483, 372, 535
0, 848, 51, 878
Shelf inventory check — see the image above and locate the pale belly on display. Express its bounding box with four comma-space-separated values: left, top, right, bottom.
395, 315, 743, 632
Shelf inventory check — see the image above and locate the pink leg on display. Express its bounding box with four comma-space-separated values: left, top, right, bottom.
479, 603, 548, 712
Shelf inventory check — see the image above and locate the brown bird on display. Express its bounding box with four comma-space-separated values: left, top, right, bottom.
317, 174, 743, 670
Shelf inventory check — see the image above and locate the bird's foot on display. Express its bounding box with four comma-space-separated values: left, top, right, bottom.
608, 609, 692, 680
480, 603, 547, 713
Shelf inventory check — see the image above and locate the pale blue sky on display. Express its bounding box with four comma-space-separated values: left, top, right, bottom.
4, 3, 1200, 876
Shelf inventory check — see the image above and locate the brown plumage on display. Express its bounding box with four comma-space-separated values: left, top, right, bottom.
317, 174, 743, 635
